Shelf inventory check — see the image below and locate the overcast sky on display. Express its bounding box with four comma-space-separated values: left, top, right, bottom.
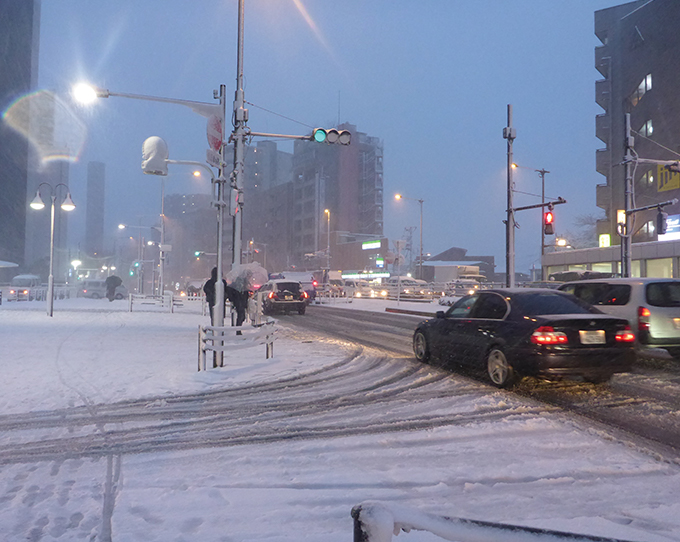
36, 0, 627, 274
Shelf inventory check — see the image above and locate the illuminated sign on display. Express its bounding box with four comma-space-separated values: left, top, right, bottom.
362, 240, 381, 250
375, 258, 384, 268
658, 213, 680, 241
658, 164, 680, 192
342, 272, 390, 279
598, 234, 611, 248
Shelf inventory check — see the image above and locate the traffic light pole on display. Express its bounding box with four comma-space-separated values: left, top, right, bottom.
504, 105, 516, 288
621, 113, 634, 278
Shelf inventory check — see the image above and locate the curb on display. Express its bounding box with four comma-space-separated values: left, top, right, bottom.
385, 307, 436, 317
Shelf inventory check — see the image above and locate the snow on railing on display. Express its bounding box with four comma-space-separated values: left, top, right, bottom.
351, 502, 639, 542
197, 319, 277, 371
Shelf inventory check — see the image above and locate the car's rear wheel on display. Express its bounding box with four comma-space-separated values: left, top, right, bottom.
115, 293, 124, 300
413, 331, 430, 363
486, 348, 516, 388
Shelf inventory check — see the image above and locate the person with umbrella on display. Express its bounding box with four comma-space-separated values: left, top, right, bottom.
105, 275, 123, 302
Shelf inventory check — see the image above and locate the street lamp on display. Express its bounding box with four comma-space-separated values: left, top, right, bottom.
395, 194, 424, 279
324, 209, 331, 271
30, 183, 76, 316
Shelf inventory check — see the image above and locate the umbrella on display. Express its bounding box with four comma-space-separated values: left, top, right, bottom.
225, 262, 268, 292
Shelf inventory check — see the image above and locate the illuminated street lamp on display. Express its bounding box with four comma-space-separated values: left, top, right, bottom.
30, 183, 76, 316
395, 193, 424, 279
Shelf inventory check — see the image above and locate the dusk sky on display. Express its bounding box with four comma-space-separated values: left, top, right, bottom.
35, 0, 628, 275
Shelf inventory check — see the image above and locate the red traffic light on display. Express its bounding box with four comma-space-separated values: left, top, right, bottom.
544, 210, 555, 235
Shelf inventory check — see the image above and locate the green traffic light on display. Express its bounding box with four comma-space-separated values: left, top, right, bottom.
129, 270, 134, 276
313, 128, 327, 143
194, 251, 201, 257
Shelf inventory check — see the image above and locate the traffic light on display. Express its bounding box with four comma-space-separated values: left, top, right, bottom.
544, 209, 555, 235
657, 210, 669, 235
194, 251, 201, 257
312, 128, 351, 145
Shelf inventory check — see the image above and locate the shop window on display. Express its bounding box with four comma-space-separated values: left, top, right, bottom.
647, 258, 673, 278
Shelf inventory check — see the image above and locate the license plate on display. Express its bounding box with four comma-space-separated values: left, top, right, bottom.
579, 330, 606, 344
285, 295, 292, 300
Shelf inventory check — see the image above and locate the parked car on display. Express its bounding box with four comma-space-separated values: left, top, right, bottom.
258, 279, 309, 315
413, 288, 635, 387
77, 279, 129, 300
558, 277, 680, 360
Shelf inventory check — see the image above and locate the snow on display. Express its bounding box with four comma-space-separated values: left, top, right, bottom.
0, 297, 679, 541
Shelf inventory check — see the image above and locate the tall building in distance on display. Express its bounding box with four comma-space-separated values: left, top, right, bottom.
84, 162, 106, 257
0, 0, 40, 278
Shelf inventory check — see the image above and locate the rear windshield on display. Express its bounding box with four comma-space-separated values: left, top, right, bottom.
646, 282, 680, 307
561, 283, 631, 306
275, 282, 301, 293
510, 292, 599, 316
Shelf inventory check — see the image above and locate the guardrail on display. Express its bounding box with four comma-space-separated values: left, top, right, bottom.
351, 502, 638, 542
197, 319, 277, 371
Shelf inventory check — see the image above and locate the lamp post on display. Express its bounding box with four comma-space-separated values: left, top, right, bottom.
30, 183, 76, 317
394, 194, 424, 279
324, 209, 331, 271
74, 83, 229, 352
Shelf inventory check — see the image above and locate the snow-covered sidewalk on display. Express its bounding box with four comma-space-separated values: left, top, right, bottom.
0, 298, 679, 541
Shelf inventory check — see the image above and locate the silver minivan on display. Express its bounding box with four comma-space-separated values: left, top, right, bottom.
558, 278, 680, 360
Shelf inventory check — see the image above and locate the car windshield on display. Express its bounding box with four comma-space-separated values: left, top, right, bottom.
646, 282, 680, 307
510, 292, 599, 316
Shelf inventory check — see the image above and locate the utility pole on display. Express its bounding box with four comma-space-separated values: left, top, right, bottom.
621, 113, 634, 278
538, 168, 550, 280
503, 105, 517, 288
231, 0, 247, 269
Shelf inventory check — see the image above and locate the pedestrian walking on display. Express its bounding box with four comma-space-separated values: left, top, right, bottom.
203, 267, 227, 326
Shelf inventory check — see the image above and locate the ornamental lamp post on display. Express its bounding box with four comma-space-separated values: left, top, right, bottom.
30, 183, 76, 317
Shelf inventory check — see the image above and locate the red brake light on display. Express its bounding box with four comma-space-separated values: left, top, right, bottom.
531, 326, 568, 345
302, 291, 309, 299
616, 325, 636, 343
268, 292, 274, 299
638, 306, 651, 332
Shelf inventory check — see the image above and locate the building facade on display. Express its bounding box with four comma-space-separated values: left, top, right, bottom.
545, 0, 680, 279
0, 0, 40, 280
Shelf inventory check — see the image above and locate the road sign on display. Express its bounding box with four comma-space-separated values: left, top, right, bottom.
206, 148, 221, 168
207, 114, 222, 152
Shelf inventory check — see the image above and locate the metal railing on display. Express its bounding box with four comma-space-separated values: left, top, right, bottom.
352, 502, 639, 542
197, 319, 277, 371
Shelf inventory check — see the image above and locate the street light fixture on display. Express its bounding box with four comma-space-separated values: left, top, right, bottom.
395, 193, 424, 280
30, 182, 76, 316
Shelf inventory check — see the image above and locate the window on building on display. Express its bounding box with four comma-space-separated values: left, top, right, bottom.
630, 73, 652, 106
639, 119, 653, 137
647, 258, 673, 278
639, 169, 655, 187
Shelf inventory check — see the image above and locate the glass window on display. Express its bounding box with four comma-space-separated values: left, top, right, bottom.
470, 293, 508, 319
646, 258, 673, 278
447, 294, 478, 318
630, 73, 652, 106
646, 282, 680, 307
511, 292, 596, 316
639, 170, 655, 187
639, 119, 654, 137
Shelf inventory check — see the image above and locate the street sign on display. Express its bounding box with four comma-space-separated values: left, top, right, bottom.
206, 148, 221, 168
207, 114, 222, 152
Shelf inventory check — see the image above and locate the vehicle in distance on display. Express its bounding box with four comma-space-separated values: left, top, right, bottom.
558, 277, 680, 361
383, 276, 432, 299
7, 274, 41, 301
77, 279, 129, 300
258, 279, 309, 315
344, 279, 374, 298
413, 288, 635, 387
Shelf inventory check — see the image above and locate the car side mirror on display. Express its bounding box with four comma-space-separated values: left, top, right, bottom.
436, 311, 445, 319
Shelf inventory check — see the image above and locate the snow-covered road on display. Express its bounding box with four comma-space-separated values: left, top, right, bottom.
0, 299, 679, 541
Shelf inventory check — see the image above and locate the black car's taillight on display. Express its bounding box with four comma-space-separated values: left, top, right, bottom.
615, 325, 635, 343
530, 326, 568, 345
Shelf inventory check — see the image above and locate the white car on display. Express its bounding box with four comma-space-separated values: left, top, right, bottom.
383, 277, 432, 299
344, 279, 374, 298
558, 277, 680, 360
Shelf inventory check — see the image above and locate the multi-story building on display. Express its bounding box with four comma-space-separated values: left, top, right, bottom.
290, 123, 384, 268
545, 0, 680, 279
0, 0, 40, 280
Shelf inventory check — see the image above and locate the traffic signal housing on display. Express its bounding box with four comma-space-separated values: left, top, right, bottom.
544, 209, 555, 235
312, 128, 351, 145
664, 162, 680, 174
658, 210, 669, 235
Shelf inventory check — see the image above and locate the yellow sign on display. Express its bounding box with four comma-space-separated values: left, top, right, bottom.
658, 164, 680, 192
599, 234, 611, 247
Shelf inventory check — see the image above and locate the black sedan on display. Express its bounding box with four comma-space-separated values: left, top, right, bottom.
413, 289, 635, 387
